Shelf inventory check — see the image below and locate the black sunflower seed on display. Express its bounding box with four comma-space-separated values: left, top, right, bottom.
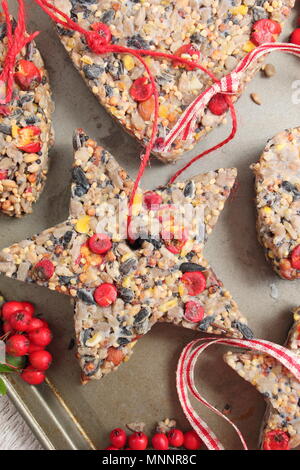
127, 34, 149, 49
198, 315, 216, 331
118, 287, 134, 303
232, 321, 254, 340
134, 307, 150, 325
179, 262, 206, 273
281, 181, 300, 198
120, 327, 132, 336
0, 124, 11, 135
120, 258, 138, 275
81, 328, 94, 346
184, 181, 195, 198
58, 275, 74, 286
72, 167, 90, 196
101, 9, 115, 23
62, 230, 73, 246
117, 337, 130, 346
83, 64, 104, 80
77, 289, 95, 305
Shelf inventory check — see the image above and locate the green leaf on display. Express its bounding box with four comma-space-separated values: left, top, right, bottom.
0, 377, 6, 395
5, 355, 26, 369
0, 364, 15, 373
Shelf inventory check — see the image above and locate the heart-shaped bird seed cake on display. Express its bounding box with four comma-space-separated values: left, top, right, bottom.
52, 0, 294, 163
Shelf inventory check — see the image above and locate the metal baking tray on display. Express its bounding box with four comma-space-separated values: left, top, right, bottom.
1, 1, 300, 450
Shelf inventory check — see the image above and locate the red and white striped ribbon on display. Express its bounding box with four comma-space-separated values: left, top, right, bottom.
162, 42, 300, 153
176, 336, 300, 450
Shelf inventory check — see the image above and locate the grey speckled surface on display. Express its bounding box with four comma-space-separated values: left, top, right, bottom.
1, 0, 300, 450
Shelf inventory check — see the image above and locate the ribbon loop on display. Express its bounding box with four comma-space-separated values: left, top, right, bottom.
177, 337, 300, 450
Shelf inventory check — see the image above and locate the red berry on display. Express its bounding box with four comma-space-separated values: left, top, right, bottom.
184, 301, 205, 323
181, 271, 206, 296
251, 19, 281, 46
130, 77, 154, 102
290, 245, 300, 269
6, 334, 29, 357
128, 432, 148, 450
2, 321, 14, 335
173, 43, 201, 70
154, 137, 165, 150
94, 283, 117, 307
263, 430, 290, 450
28, 327, 52, 347
183, 430, 202, 450
163, 229, 188, 255
105, 446, 119, 450
14, 60, 41, 91
29, 350, 52, 371
143, 191, 163, 209
167, 429, 184, 447
290, 28, 300, 46
88, 234, 112, 254
28, 342, 44, 354
21, 302, 35, 317
27, 317, 45, 332
109, 428, 127, 449
208, 93, 229, 116
21, 366, 46, 385
1, 301, 24, 321
33, 259, 55, 281
0, 169, 8, 180
40, 319, 49, 329
9, 311, 32, 332
152, 433, 169, 450
86, 23, 112, 52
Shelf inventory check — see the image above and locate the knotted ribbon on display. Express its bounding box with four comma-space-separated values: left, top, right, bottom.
0, 0, 39, 104
177, 337, 300, 450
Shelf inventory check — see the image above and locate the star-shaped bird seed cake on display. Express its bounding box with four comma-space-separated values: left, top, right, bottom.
224, 307, 300, 450
0, 129, 252, 382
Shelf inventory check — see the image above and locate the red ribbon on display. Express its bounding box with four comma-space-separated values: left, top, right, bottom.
177, 337, 300, 450
0, 0, 39, 104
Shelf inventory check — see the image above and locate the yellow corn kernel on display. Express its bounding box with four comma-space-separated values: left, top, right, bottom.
231, 5, 248, 15
122, 276, 131, 288
178, 284, 185, 297
243, 40, 256, 52
123, 55, 135, 71
159, 105, 169, 119
268, 250, 274, 259
11, 124, 19, 139
121, 253, 131, 264
80, 55, 93, 65
261, 206, 272, 215
276, 144, 285, 151
75, 215, 91, 234
86, 332, 103, 347
293, 312, 300, 321
159, 298, 178, 312
132, 192, 143, 216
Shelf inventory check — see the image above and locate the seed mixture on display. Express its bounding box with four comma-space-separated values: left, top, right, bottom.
224, 307, 300, 450
52, 0, 294, 163
0, 13, 54, 217
0, 129, 252, 382
251, 127, 300, 280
